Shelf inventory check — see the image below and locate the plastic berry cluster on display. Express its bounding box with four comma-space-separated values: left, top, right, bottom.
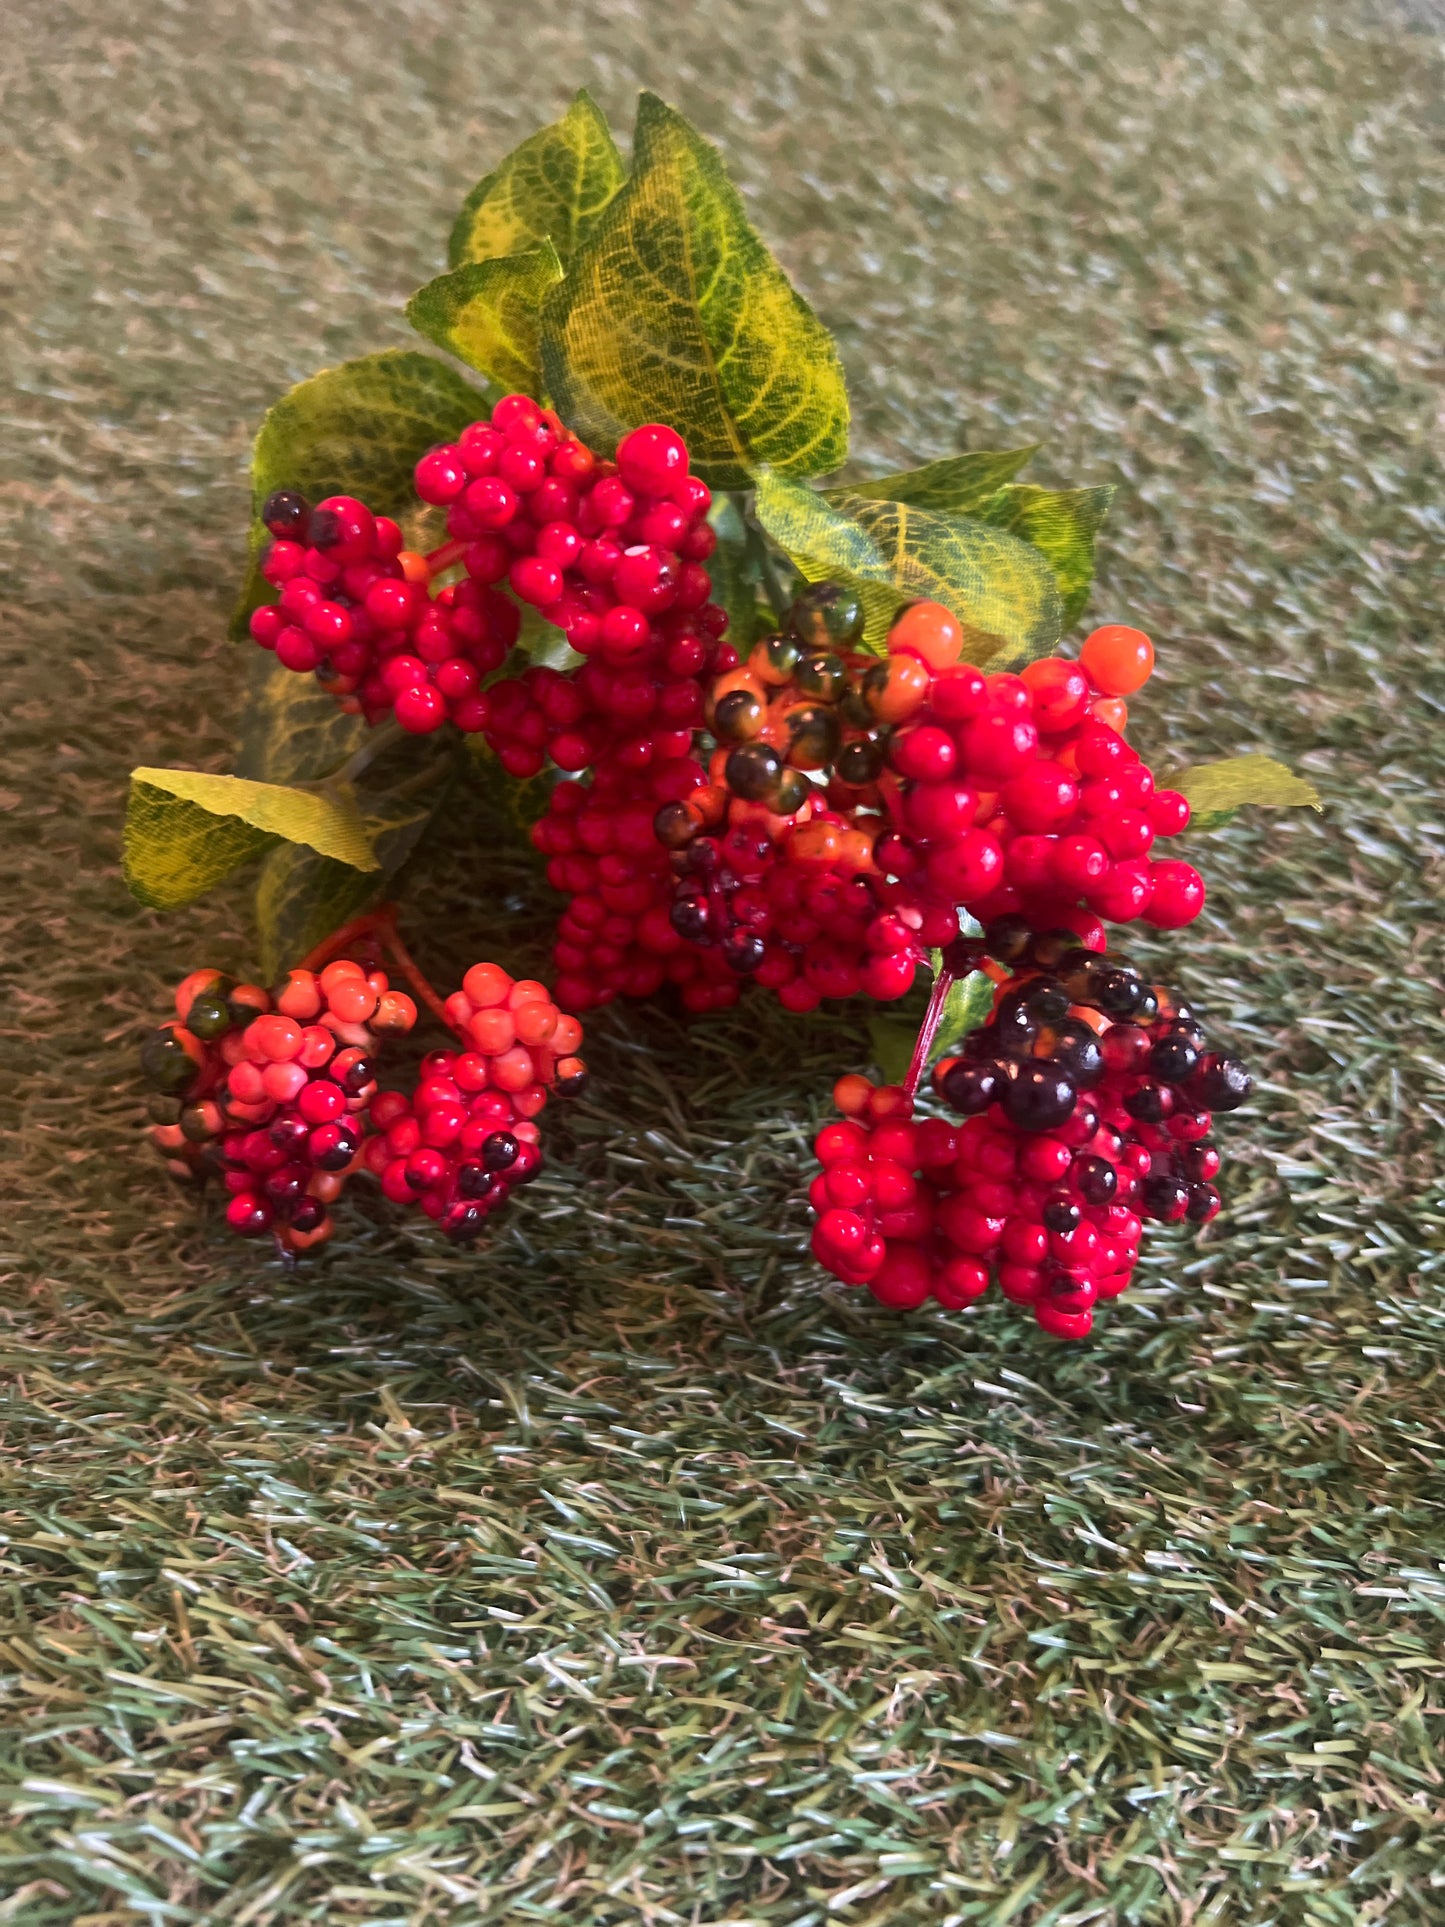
652, 586, 1205, 1014
140, 926, 586, 1257
142, 961, 419, 1253
366, 963, 585, 1243
208, 394, 1256, 1331
810, 919, 1251, 1335
249, 397, 729, 741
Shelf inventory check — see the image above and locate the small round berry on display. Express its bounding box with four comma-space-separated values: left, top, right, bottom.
725, 742, 784, 805
262, 489, 310, 540
939, 1058, 1001, 1115
415, 446, 467, 504
491, 394, 544, 437
789, 581, 866, 652
226, 1191, 274, 1237
1145, 859, 1206, 929
1081, 624, 1154, 695
887, 599, 962, 669
1001, 1063, 1078, 1133
1020, 656, 1090, 729
394, 683, 447, 733
1185, 1053, 1252, 1112
616, 423, 689, 495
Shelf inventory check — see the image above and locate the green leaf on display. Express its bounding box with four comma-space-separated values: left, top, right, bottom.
448, 90, 626, 271
232, 350, 482, 639
967, 483, 1115, 630
406, 244, 565, 396
836, 447, 1038, 515
707, 496, 765, 654
867, 1014, 917, 1088
254, 786, 442, 983
936, 969, 995, 1054
235, 653, 366, 788
541, 93, 849, 491
755, 471, 1064, 663
1176, 754, 1322, 832
124, 770, 377, 913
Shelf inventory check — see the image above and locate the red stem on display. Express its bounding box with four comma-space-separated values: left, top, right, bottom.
296, 904, 465, 1042
424, 538, 468, 578
903, 963, 955, 1100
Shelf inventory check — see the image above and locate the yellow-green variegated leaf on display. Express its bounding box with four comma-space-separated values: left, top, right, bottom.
1176, 755, 1322, 831
232, 350, 482, 638
755, 471, 1064, 664
406, 245, 565, 396
835, 448, 1038, 515
254, 783, 443, 981
124, 769, 377, 912
448, 90, 626, 270
235, 654, 366, 788
541, 94, 849, 490
967, 483, 1115, 630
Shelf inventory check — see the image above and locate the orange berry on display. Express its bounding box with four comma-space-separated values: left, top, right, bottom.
515, 1120, 542, 1146
229, 983, 271, 1018
870, 653, 931, 724
366, 969, 390, 995
788, 819, 842, 866
512, 1084, 548, 1118
463, 962, 512, 1008
833, 1073, 874, 1116
551, 1014, 583, 1055
692, 785, 728, 828
308, 1171, 345, 1203
469, 1007, 516, 1054
372, 991, 418, 1034
490, 1044, 536, 1092
515, 1001, 559, 1046
1089, 696, 1129, 733
506, 979, 551, 1008
319, 959, 366, 995
835, 828, 875, 874
262, 1060, 308, 1103
397, 549, 430, 584
245, 1014, 304, 1062
298, 1025, 336, 1069
327, 978, 379, 1024
276, 969, 322, 1021
1080, 624, 1154, 696
708, 667, 765, 711
150, 1123, 187, 1154
888, 600, 964, 670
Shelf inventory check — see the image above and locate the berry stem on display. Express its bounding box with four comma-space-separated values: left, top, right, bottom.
741, 505, 794, 620
903, 961, 957, 1100
295, 905, 463, 1043
377, 915, 467, 1042
424, 538, 468, 579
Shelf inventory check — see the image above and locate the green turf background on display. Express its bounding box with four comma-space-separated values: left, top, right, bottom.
4, 1, 1445, 1921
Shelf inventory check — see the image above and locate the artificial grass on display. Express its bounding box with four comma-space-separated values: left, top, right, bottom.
3, 0, 1445, 1920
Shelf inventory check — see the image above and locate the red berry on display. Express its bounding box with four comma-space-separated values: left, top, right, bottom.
616, 423, 689, 495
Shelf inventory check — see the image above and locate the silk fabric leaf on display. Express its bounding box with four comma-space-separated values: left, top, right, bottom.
448, 90, 625, 270
124, 770, 377, 912
406, 245, 565, 396
835, 447, 1038, 515
755, 471, 1064, 663
1176, 754, 1321, 831
967, 483, 1115, 630
541, 93, 849, 490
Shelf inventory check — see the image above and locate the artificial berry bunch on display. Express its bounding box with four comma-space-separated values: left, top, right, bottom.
364, 962, 585, 1242
142, 959, 418, 1253
810, 918, 1251, 1335
141, 915, 586, 1255
655, 585, 1204, 1012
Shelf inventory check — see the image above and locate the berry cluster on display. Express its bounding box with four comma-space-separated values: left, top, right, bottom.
810, 921, 1250, 1336
142, 962, 418, 1252
363, 964, 585, 1241
142, 944, 586, 1254
248, 397, 732, 745
659, 588, 1206, 1011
